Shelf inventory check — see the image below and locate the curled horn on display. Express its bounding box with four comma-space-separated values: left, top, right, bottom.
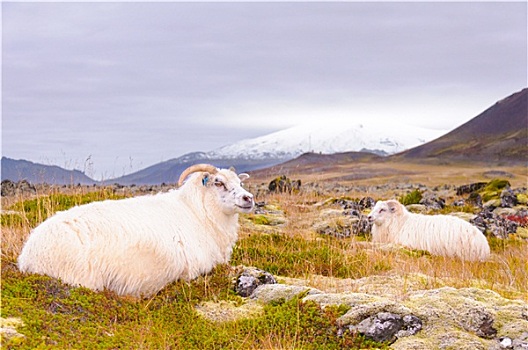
178, 164, 218, 187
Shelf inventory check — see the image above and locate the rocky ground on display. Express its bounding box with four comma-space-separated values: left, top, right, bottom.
228, 176, 528, 349
210, 266, 528, 350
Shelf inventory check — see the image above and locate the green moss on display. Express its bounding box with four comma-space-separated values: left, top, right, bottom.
483, 179, 510, 192
249, 214, 272, 225
478, 179, 511, 202
481, 191, 500, 203
399, 247, 431, 258
517, 193, 528, 205
1, 264, 385, 349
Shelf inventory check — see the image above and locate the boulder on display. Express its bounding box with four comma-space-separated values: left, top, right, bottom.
501, 189, 518, 208
234, 267, 277, 297
470, 208, 520, 239
456, 182, 487, 196
419, 193, 446, 210
251, 284, 321, 304
351, 312, 422, 343
268, 175, 301, 194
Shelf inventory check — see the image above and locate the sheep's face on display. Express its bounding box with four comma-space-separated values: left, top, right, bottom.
205, 169, 254, 215
367, 200, 400, 225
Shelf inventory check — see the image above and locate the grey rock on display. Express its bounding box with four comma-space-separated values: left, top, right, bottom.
314, 208, 371, 238
419, 193, 446, 210
459, 306, 497, 339
468, 192, 483, 207
359, 196, 376, 209
494, 336, 514, 349
512, 332, 528, 350
268, 175, 301, 194
470, 208, 519, 239
0, 180, 16, 197
1, 179, 36, 197
352, 312, 422, 343
501, 189, 518, 208
453, 199, 466, 206
456, 182, 487, 196
355, 312, 404, 342
397, 315, 423, 338
234, 267, 277, 297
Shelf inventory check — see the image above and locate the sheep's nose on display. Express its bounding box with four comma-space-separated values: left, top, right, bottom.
242, 194, 253, 203
367, 215, 374, 222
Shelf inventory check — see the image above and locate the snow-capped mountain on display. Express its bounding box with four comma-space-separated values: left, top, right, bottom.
208, 121, 447, 160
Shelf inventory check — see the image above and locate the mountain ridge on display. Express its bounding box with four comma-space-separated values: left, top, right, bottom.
1, 157, 97, 185
208, 120, 446, 160
396, 88, 527, 163
2, 88, 525, 185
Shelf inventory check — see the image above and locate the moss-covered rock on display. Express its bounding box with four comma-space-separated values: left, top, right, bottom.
195, 300, 263, 323
269, 274, 528, 349
516, 227, 528, 239
484, 179, 511, 192
0, 317, 26, 346
251, 284, 320, 304
517, 193, 528, 205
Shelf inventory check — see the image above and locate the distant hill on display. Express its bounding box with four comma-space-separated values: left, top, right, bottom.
249, 151, 383, 178
0, 154, 284, 186
396, 88, 528, 164
1, 157, 98, 185
107, 152, 285, 185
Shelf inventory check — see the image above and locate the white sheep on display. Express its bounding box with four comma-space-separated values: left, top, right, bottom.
367, 200, 490, 261
18, 164, 254, 297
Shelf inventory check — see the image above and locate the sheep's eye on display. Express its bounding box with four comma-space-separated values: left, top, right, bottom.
379, 209, 385, 213
214, 181, 225, 189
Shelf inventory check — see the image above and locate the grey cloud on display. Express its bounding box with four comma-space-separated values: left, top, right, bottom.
3, 2, 526, 177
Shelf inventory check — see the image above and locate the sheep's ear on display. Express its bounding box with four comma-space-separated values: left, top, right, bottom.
239, 173, 250, 181
229, 166, 236, 173
387, 201, 398, 213
202, 173, 210, 186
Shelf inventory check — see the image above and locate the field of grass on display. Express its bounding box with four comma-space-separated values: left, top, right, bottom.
1, 164, 527, 349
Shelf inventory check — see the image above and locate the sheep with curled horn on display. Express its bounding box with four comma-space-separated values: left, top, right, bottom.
368, 200, 490, 261
18, 164, 254, 297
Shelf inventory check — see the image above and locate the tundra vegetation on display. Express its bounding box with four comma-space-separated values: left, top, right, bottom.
1, 162, 527, 349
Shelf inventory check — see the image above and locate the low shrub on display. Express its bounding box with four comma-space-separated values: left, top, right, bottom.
399, 189, 423, 206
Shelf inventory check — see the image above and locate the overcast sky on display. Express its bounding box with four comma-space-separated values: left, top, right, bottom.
2, 2, 526, 179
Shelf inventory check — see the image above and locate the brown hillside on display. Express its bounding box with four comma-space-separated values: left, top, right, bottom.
250, 151, 383, 178
396, 88, 528, 164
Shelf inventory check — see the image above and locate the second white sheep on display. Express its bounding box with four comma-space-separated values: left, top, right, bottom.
368, 200, 490, 261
